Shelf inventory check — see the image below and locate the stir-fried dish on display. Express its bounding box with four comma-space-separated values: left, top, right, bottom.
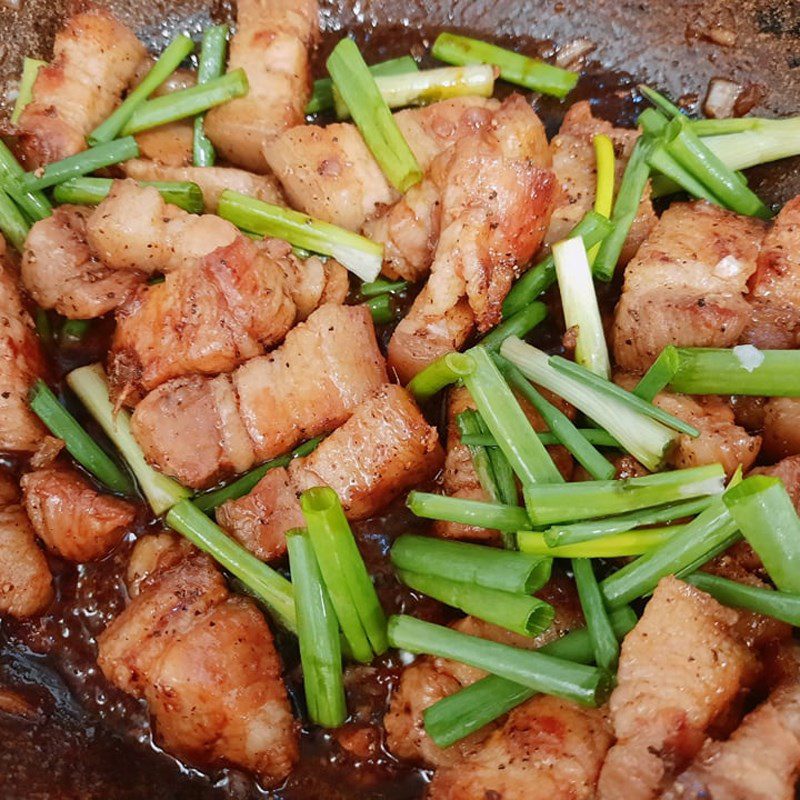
3, 3, 800, 798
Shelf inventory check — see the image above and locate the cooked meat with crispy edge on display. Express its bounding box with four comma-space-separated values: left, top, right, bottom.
21, 463, 136, 562
204, 0, 319, 172
0, 473, 53, 618
97, 533, 298, 783
131, 304, 387, 488
598, 576, 756, 800
545, 100, 657, 264
0, 254, 47, 453
15, 10, 145, 168
612, 201, 766, 373
217, 384, 443, 560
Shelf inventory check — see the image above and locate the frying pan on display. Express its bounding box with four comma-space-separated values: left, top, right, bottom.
0, 1, 798, 798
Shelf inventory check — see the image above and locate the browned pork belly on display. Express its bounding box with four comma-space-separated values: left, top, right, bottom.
21, 205, 145, 319
97, 533, 298, 784
384, 576, 584, 768
612, 201, 766, 372
0, 473, 53, 618
760, 397, 800, 462
664, 647, 800, 800
21, 463, 136, 562
545, 100, 657, 264
107, 236, 296, 404
597, 576, 755, 800
204, 0, 319, 173
122, 159, 285, 212
742, 195, 800, 349
0, 256, 46, 453
265, 97, 499, 231
752, 455, 800, 511
15, 10, 145, 168
131, 304, 387, 487
217, 384, 443, 560
427, 695, 612, 800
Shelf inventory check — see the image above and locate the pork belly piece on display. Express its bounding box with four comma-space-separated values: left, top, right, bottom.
384, 574, 584, 767
21, 205, 144, 319
0, 259, 47, 453
760, 397, 800, 461
204, 0, 319, 173
217, 384, 443, 560
752, 455, 800, 512
597, 576, 755, 800
387, 290, 475, 384
107, 236, 296, 404
97, 534, 298, 783
86, 180, 238, 274
265, 97, 499, 231
427, 695, 611, 800
612, 202, 766, 372
134, 121, 194, 167
0, 473, 53, 618
122, 159, 285, 212
15, 10, 145, 168
545, 100, 657, 264
742, 195, 800, 349
131, 304, 387, 487
21, 463, 135, 562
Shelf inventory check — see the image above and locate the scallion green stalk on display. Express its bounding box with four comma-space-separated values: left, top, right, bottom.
390, 534, 552, 594
500, 337, 678, 471
638, 84, 684, 118
647, 143, 722, 205
0, 187, 29, 251
497, 357, 615, 480
359, 278, 408, 297
406, 351, 476, 401
217, 189, 384, 282
327, 38, 422, 192
723, 476, 800, 593
88, 34, 196, 145
701, 117, 800, 171
388, 615, 612, 707
53, 177, 204, 213
478, 301, 547, 352
20, 137, 140, 192
502, 211, 613, 318
407, 491, 531, 532
66, 363, 190, 514
10, 57, 45, 124
457, 409, 504, 504
28, 379, 133, 495
193, 24, 229, 167
518, 526, 684, 558
632, 345, 680, 401
193, 437, 322, 512
398, 570, 554, 638
431, 32, 578, 98
553, 236, 611, 377
286, 529, 346, 727
461, 428, 621, 449
301, 487, 388, 661
0, 139, 51, 221
363, 293, 395, 324
60, 319, 91, 344
586, 133, 615, 266
572, 558, 619, 672
463, 346, 564, 485
422, 606, 637, 748
166, 499, 296, 631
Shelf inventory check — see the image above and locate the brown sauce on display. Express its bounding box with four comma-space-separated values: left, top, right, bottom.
0, 18, 672, 800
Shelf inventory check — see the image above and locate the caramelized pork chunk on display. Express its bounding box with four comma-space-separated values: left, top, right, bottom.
598, 576, 755, 800
664, 650, 800, 800
265, 97, 499, 231
428, 695, 612, 800
131, 304, 387, 487
22, 205, 144, 319
15, 10, 145, 168
108, 236, 296, 404
742, 196, 800, 349
612, 202, 766, 372
0, 262, 46, 453
546, 101, 657, 263
122, 159, 285, 212
204, 0, 319, 172
0, 474, 53, 618
761, 397, 800, 461
217, 384, 442, 560
97, 534, 298, 783
21, 463, 135, 562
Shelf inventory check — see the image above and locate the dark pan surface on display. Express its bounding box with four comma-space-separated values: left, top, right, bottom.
0, 1, 799, 798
